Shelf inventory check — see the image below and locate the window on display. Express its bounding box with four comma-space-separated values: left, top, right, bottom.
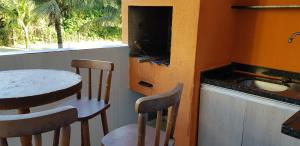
0, 0, 121, 53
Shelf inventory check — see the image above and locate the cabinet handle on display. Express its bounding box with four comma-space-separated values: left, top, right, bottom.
138, 81, 153, 88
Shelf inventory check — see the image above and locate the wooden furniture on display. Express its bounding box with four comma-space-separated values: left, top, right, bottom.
0, 69, 82, 110
0, 106, 77, 146
57, 59, 114, 146
0, 69, 82, 146
101, 83, 183, 146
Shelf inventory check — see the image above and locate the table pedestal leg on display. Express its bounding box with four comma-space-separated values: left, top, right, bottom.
18, 108, 32, 146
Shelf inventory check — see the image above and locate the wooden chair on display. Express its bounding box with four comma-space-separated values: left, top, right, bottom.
56, 59, 114, 146
0, 106, 77, 146
101, 83, 183, 146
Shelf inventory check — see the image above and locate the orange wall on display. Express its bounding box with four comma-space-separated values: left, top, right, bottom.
194, 0, 236, 145
196, 0, 236, 71
196, 0, 300, 73
233, 0, 300, 72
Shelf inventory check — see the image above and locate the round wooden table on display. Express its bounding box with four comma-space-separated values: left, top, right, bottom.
0, 69, 82, 146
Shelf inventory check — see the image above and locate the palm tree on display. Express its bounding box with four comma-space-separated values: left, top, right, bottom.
34, 0, 121, 48
34, 0, 65, 48
78, 0, 121, 34
0, 0, 35, 49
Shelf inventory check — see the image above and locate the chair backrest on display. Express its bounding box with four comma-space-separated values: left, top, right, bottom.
135, 83, 183, 146
0, 106, 77, 146
71, 59, 114, 103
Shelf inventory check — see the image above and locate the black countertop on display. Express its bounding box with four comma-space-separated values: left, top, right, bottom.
282, 110, 300, 139
201, 63, 300, 139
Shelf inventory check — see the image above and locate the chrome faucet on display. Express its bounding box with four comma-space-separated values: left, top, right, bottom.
288, 32, 300, 43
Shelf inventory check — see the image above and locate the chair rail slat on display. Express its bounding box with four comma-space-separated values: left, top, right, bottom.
88, 68, 92, 99
154, 111, 162, 146
53, 128, 60, 146
34, 134, 42, 146
164, 107, 174, 146
76, 68, 81, 100
137, 114, 146, 146
104, 71, 112, 104
98, 70, 103, 101
170, 102, 180, 139
60, 126, 71, 146
101, 111, 109, 135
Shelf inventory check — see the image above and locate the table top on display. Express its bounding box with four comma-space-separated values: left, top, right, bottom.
0, 69, 82, 110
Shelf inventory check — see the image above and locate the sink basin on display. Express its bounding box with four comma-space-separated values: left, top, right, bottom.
240, 79, 289, 92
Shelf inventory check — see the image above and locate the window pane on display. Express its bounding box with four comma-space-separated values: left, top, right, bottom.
0, 0, 121, 52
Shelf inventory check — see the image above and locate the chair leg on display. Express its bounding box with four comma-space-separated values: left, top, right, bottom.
81, 120, 91, 146
34, 134, 42, 146
0, 138, 8, 146
18, 108, 32, 146
53, 128, 60, 146
101, 111, 109, 135
61, 126, 71, 146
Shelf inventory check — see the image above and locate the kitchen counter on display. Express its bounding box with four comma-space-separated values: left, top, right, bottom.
201, 62, 300, 139
282, 110, 300, 139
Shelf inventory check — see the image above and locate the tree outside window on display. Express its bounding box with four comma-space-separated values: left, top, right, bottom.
0, 0, 121, 52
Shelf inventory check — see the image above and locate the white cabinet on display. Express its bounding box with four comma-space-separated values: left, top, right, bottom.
243, 97, 300, 146
198, 85, 247, 146
198, 84, 300, 146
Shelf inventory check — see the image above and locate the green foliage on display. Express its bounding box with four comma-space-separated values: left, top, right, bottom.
62, 6, 121, 40
0, 0, 36, 48
0, 28, 9, 46
0, 0, 122, 48
0, 16, 9, 46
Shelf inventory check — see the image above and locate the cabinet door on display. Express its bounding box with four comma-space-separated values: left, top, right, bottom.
243, 97, 300, 146
198, 84, 247, 146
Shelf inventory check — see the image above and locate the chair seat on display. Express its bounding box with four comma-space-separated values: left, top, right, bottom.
101, 124, 174, 146
60, 98, 110, 120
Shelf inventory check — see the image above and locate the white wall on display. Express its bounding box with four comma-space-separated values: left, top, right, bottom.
0, 46, 141, 146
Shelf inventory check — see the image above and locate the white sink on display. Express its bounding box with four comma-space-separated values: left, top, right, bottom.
240, 79, 289, 92
254, 80, 288, 92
